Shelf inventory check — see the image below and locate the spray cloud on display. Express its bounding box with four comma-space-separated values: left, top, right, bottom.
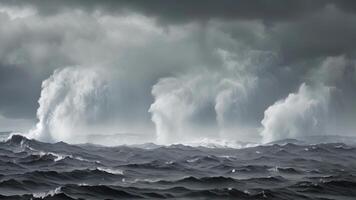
28, 67, 110, 143
260, 83, 332, 143
149, 49, 266, 144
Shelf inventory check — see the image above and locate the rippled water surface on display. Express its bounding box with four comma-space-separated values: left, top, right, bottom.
0, 135, 356, 199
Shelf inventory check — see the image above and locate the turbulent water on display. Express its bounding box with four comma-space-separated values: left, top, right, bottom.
0, 135, 355, 199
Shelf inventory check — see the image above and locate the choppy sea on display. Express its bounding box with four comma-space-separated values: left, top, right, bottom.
0, 134, 355, 199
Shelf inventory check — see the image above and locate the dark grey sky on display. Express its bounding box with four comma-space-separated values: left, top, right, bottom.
0, 1, 355, 144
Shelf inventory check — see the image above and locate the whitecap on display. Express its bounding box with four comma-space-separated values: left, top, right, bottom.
32, 187, 62, 198
96, 167, 124, 175
268, 166, 279, 173
187, 158, 200, 163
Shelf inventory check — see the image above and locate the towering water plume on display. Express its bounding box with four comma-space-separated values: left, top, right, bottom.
28, 67, 110, 143
260, 83, 332, 143
149, 49, 264, 144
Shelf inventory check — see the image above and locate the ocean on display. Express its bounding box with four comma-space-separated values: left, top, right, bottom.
0, 134, 355, 199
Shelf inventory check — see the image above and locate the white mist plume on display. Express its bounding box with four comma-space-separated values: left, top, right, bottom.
28, 67, 109, 143
260, 83, 332, 143
149, 75, 213, 144
149, 49, 263, 144
214, 50, 258, 140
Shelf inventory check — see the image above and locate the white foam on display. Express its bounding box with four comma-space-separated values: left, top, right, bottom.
26, 145, 99, 163
187, 158, 199, 163
32, 187, 62, 198
165, 161, 174, 165
268, 166, 279, 173
96, 167, 124, 175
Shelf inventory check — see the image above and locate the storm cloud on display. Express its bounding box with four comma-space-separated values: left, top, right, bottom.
0, 1, 356, 144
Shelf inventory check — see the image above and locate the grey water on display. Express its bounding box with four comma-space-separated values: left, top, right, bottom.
0, 134, 356, 200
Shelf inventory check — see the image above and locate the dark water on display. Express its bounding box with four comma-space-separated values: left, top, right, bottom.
0, 135, 356, 200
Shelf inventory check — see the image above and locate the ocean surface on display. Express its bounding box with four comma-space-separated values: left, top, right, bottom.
0, 134, 356, 200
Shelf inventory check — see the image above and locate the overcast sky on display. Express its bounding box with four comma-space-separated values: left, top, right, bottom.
0, 0, 356, 144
